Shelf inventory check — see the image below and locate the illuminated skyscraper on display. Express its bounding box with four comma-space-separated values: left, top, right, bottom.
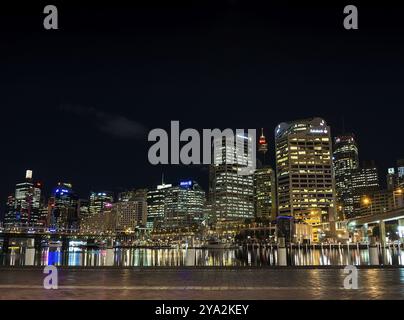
8, 170, 42, 227
89, 191, 114, 215
351, 160, 380, 217
386, 167, 399, 191
209, 133, 254, 221
253, 166, 276, 220
4, 195, 16, 227
333, 134, 359, 219
147, 182, 172, 229
164, 180, 206, 228
49, 183, 79, 230
275, 118, 336, 240
397, 159, 404, 186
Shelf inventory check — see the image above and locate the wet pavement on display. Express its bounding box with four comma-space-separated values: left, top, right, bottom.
1, 267, 404, 300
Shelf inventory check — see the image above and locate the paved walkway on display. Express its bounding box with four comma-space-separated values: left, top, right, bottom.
1, 267, 403, 299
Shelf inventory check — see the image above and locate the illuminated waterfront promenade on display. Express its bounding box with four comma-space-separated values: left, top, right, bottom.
0, 267, 404, 299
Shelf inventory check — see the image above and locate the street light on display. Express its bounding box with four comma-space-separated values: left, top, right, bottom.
362, 196, 373, 215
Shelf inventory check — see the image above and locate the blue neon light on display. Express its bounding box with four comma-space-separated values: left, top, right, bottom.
180, 180, 193, 188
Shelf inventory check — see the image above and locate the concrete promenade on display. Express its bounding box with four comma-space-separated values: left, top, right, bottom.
0, 266, 403, 300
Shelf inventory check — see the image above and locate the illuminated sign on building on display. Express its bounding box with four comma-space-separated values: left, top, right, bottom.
310, 128, 328, 134
180, 180, 193, 188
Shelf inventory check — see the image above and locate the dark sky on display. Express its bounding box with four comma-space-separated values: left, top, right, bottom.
1, 1, 404, 217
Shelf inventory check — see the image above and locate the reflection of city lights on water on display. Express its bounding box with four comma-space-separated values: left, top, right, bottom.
2, 245, 404, 267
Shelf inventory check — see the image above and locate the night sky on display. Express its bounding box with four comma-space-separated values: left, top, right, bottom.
1, 1, 404, 218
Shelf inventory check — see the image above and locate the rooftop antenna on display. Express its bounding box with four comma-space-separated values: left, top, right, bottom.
161, 172, 165, 185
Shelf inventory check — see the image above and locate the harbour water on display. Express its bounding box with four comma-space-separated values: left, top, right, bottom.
1, 245, 404, 267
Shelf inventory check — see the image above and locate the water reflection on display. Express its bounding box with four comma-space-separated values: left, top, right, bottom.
1, 246, 404, 267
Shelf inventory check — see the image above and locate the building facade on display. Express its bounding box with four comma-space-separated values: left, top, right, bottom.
147, 182, 172, 229
49, 183, 79, 230
163, 180, 206, 229
5, 170, 42, 227
333, 134, 359, 219
89, 191, 114, 216
209, 133, 254, 221
253, 166, 276, 220
275, 118, 336, 240
351, 160, 380, 217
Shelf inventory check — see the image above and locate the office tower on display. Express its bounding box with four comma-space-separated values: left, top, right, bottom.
253, 166, 276, 220
113, 188, 148, 231
163, 180, 206, 229
397, 159, 404, 186
333, 134, 359, 219
114, 199, 147, 232
147, 182, 172, 229
10, 170, 42, 227
49, 183, 79, 230
358, 188, 404, 216
78, 198, 90, 222
275, 118, 335, 240
39, 202, 49, 227
89, 191, 114, 215
351, 160, 380, 217
209, 133, 254, 221
387, 168, 399, 191
80, 206, 109, 233
4, 195, 16, 227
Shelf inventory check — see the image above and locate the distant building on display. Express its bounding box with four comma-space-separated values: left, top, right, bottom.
6, 170, 42, 227
163, 180, 206, 229
208, 133, 254, 221
81, 189, 148, 233
386, 160, 404, 190
359, 188, 404, 216
4, 195, 16, 227
397, 159, 404, 185
114, 199, 147, 232
147, 182, 172, 229
253, 166, 276, 220
49, 183, 79, 230
386, 167, 399, 191
89, 191, 114, 216
78, 199, 90, 222
351, 160, 380, 217
333, 134, 359, 220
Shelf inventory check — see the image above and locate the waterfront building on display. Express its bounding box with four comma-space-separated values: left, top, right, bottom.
275, 118, 336, 241
78, 198, 90, 222
333, 134, 359, 220
89, 191, 114, 216
147, 182, 172, 229
253, 166, 276, 220
163, 180, 206, 229
208, 133, 254, 221
6, 170, 42, 227
398, 159, 404, 186
387, 167, 399, 191
351, 160, 380, 217
4, 195, 15, 227
49, 182, 79, 230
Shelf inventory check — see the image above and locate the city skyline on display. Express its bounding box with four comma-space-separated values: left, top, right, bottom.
2, 1, 404, 303
1, 118, 401, 213
2, 2, 404, 223
2, 117, 404, 234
